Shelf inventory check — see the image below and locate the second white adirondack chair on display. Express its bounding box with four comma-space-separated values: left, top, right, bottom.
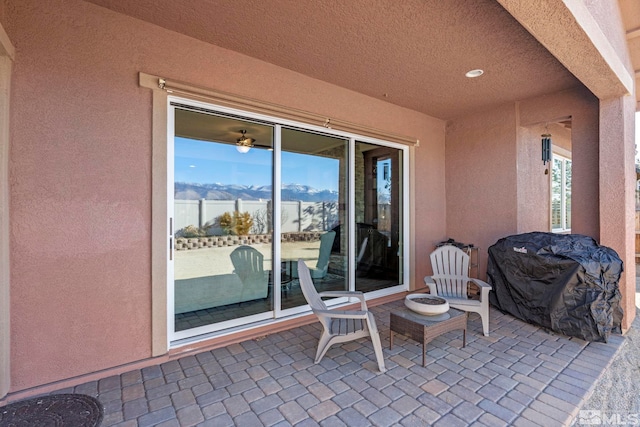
424, 245, 492, 336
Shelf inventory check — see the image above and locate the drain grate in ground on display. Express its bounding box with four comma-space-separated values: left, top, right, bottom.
0, 393, 103, 426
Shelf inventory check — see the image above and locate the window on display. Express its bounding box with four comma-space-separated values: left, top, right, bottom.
551, 154, 571, 232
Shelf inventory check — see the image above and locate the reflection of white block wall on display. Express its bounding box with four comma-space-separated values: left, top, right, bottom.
174, 199, 337, 234
174, 200, 200, 232
282, 201, 299, 232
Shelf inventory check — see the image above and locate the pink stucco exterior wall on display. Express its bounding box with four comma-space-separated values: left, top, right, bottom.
519, 88, 600, 239
517, 122, 571, 233
599, 95, 637, 333
445, 103, 519, 278
4, 0, 446, 391
445, 86, 599, 279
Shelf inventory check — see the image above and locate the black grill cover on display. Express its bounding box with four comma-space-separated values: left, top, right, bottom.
487, 232, 623, 342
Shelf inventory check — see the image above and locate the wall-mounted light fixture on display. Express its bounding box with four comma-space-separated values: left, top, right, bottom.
541, 133, 552, 165
236, 130, 255, 153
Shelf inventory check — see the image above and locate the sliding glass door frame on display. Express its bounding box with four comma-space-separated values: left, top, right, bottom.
167, 96, 409, 345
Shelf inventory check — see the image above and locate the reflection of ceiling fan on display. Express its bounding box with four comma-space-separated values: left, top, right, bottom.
235, 129, 273, 153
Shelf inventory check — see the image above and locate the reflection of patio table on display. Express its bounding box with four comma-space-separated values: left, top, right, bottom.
280, 260, 296, 295
268, 261, 295, 296
390, 307, 467, 367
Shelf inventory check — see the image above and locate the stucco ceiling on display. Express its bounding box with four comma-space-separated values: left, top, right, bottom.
86, 0, 586, 120
618, 0, 640, 107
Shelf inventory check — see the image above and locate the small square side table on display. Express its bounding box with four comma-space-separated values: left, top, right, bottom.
390, 307, 467, 367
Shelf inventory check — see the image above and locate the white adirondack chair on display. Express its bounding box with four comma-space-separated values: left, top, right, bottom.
291, 231, 336, 280
424, 245, 492, 336
297, 259, 386, 372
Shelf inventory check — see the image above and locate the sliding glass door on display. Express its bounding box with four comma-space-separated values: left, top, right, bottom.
170, 107, 275, 336
354, 142, 404, 292
168, 99, 407, 342
280, 128, 348, 310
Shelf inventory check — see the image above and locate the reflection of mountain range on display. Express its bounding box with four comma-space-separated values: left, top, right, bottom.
175, 182, 339, 202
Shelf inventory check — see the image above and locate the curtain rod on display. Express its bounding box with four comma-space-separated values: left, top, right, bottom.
139, 72, 419, 147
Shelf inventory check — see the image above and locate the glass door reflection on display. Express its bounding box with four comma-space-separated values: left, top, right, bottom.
354, 142, 403, 292
172, 107, 274, 332
280, 128, 348, 310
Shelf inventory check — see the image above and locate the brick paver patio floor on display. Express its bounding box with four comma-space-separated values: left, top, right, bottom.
59, 300, 622, 427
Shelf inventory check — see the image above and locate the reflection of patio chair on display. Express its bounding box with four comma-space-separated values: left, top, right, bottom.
230, 245, 269, 301
292, 231, 336, 280
297, 259, 386, 372
424, 245, 492, 336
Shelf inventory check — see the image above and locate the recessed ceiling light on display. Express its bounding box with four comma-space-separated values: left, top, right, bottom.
465, 69, 484, 78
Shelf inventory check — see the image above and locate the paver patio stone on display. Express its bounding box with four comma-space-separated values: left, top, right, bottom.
148, 396, 172, 412
295, 392, 320, 411
368, 406, 403, 426
453, 400, 485, 420
307, 399, 340, 422
380, 384, 405, 401
195, 388, 229, 406
417, 392, 454, 415
137, 406, 176, 427
141, 366, 163, 381
352, 399, 379, 417
448, 384, 483, 404
241, 386, 265, 404
122, 384, 145, 402
170, 389, 196, 409
336, 406, 370, 427
204, 413, 233, 426
436, 357, 466, 373
258, 407, 286, 426
434, 412, 469, 427
394, 378, 424, 398
477, 412, 510, 427
438, 390, 464, 407
146, 383, 179, 400
477, 383, 507, 402
478, 399, 518, 423
222, 394, 250, 418
458, 378, 483, 393
437, 369, 464, 385
279, 400, 308, 424
505, 388, 535, 406
40, 299, 627, 426
497, 395, 526, 414
421, 378, 447, 395
233, 411, 261, 426
123, 397, 149, 420
200, 401, 225, 419
521, 406, 569, 426
326, 379, 349, 395
143, 377, 166, 392
175, 404, 204, 426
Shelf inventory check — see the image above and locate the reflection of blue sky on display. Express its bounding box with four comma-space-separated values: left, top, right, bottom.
377, 158, 391, 197
175, 137, 339, 191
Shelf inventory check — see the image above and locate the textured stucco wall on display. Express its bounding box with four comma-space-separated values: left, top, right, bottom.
599, 95, 636, 331
519, 87, 600, 239
5, 0, 445, 391
446, 86, 599, 279
445, 103, 519, 279
517, 122, 571, 233
584, 0, 633, 74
